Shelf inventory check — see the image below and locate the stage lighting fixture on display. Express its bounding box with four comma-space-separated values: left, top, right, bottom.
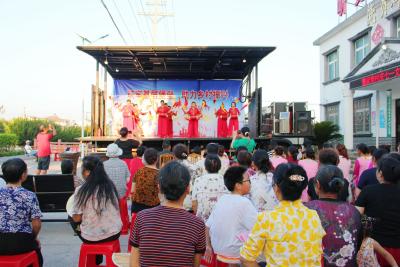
116, 68, 119, 72
382, 44, 387, 50
242, 58, 247, 63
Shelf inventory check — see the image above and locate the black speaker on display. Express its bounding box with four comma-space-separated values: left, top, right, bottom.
294, 111, 312, 136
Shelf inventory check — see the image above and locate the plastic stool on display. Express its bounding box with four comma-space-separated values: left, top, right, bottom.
118, 198, 129, 235
0, 251, 39, 267
200, 254, 216, 267
127, 212, 137, 252
78, 239, 121, 267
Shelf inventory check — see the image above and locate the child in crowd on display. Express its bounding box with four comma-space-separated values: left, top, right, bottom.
206, 166, 257, 266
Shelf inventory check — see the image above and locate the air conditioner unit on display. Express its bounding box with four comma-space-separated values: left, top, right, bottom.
279, 112, 290, 134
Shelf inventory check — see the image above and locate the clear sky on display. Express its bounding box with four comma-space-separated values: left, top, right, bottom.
0, 0, 361, 123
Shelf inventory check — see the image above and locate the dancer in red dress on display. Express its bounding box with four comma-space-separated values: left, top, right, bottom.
156, 100, 169, 137
167, 105, 177, 137
215, 103, 229, 138
184, 102, 202, 138
121, 99, 135, 132
228, 101, 240, 136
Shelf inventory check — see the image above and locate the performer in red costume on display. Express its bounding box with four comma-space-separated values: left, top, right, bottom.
228, 101, 240, 136
184, 102, 202, 138
121, 99, 135, 132
167, 105, 177, 137
215, 102, 228, 138
156, 100, 169, 137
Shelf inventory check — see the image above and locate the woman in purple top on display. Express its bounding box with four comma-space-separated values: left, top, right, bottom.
306, 165, 362, 267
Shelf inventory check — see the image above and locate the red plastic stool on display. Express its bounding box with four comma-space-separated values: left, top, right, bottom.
127, 212, 137, 252
0, 251, 39, 267
78, 239, 121, 267
200, 253, 216, 267
118, 198, 129, 235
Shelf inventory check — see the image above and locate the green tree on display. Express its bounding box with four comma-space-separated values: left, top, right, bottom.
311, 121, 342, 149
7, 118, 52, 144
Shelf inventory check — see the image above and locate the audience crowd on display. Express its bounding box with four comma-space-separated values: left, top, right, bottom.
1, 126, 400, 267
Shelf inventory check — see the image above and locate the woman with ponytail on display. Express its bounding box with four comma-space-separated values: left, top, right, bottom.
306, 165, 362, 267
71, 156, 122, 246
356, 156, 400, 266
249, 149, 279, 212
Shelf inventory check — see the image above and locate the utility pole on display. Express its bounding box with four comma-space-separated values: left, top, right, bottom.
138, 0, 174, 45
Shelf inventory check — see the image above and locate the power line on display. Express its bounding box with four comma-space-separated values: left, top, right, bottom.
111, 0, 136, 44
127, 0, 147, 43
171, 0, 177, 44
139, 0, 154, 43
100, 0, 128, 44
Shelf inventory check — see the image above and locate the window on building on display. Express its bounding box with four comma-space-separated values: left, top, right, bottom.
354, 35, 370, 65
327, 51, 339, 81
353, 97, 371, 134
396, 17, 400, 37
325, 103, 340, 126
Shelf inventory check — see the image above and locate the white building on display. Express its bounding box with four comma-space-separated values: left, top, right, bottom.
314, 0, 400, 149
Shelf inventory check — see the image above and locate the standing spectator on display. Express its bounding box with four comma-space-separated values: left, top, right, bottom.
159, 140, 171, 155
24, 140, 37, 157
126, 146, 146, 198
36, 124, 57, 175
240, 163, 325, 267
355, 148, 389, 199
270, 146, 288, 169
287, 145, 299, 164
129, 161, 206, 267
298, 147, 319, 202
0, 158, 43, 266
306, 165, 362, 267
103, 144, 130, 199
61, 159, 83, 188
130, 148, 159, 214
249, 149, 279, 212
115, 127, 141, 167
356, 156, 400, 266
336, 144, 352, 181
232, 127, 256, 153
353, 143, 372, 187
206, 166, 257, 265
218, 145, 230, 176
192, 154, 228, 221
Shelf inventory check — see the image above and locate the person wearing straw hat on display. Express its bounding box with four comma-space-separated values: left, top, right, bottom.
104, 143, 131, 199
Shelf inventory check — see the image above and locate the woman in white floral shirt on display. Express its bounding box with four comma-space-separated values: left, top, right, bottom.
192, 154, 229, 221
249, 149, 279, 212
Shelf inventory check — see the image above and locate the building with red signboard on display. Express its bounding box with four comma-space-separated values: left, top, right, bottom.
314, 0, 400, 150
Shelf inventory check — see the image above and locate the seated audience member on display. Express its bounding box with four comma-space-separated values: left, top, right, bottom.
173, 143, 202, 210
24, 140, 37, 157
336, 144, 352, 180
129, 161, 206, 267
115, 127, 141, 167
196, 143, 220, 175
355, 148, 389, 198
127, 145, 146, 198
206, 166, 257, 265
130, 148, 159, 214
71, 156, 122, 244
61, 159, 83, 188
0, 158, 43, 267
306, 165, 362, 267
353, 143, 372, 187
298, 147, 319, 202
237, 150, 256, 177
103, 143, 130, 199
240, 163, 325, 267
308, 149, 350, 202
249, 149, 278, 212
159, 139, 172, 155
287, 145, 299, 164
356, 156, 400, 266
270, 146, 288, 169
218, 144, 230, 176
231, 146, 248, 165
192, 154, 228, 221
357, 216, 399, 267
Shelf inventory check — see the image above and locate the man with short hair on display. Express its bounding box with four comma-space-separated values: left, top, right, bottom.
36, 124, 56, 175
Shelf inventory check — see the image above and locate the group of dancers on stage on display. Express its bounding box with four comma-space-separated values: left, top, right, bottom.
121, 99, 241, 138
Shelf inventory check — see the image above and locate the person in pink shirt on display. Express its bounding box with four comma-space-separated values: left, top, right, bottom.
298, 147, 319, 202
270, 146, 288, 169
336, 144, 352, 181
36, 124, 56, 175
126, 145, 146, 198
353, 143, 372, 186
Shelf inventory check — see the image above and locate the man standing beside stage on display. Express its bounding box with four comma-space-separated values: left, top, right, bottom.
36, 124, 57, 175
156, 100, 168, 138
184, 102, 202, 138
215, 102, 228, 138
228, 101, 240, 136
